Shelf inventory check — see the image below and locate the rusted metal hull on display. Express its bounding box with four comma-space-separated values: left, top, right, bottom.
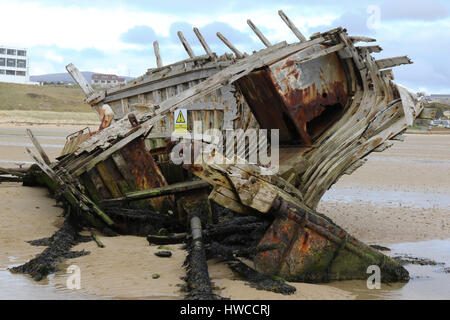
254, 199, 408, 282
236, 45, 349, 145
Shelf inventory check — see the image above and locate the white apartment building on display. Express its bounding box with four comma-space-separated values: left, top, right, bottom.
0, 46, 30, 84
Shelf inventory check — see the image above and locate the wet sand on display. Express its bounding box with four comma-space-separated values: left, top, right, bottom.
318, 134, 450, 245
0, 126, 449, 299
0, 184, 352, 299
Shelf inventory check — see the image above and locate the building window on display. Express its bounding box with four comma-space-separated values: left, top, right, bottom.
16, 71, 26, 76
7, 59, 16, 67
17, 59, 26, 68
0, 58, 4, 67
7, 49, 16, 55
17, 50, 26, 56
0, 70, 5, 74
0, 49, 5, 54
6, 70, 15, 75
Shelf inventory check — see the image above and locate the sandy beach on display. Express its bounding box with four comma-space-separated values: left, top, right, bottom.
318, 134, 450, 245
0, 126, 449, 300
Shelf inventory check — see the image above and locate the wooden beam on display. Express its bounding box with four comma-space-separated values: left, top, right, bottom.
153, 40, 163, 68
177, 31, 196, 59
357, 45, 383, 53
375, 56, 412, 69
26, 129, 51, 165
73, 126, 151, 176
294, 43, 345, 65
216, 32, 244, 58
104, 68, 218, 103
111, 152, 138, 189
278, 10, 307, 42
350, 36, 376, 43
100, 180, 209, 205
65, 63, 95, 97
247, 19, 271, 47
193, 27, 213, 57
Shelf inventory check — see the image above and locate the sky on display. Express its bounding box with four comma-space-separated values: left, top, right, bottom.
1, 0, 449, 94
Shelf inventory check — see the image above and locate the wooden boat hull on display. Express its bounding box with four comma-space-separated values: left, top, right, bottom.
47, 18, 423, 282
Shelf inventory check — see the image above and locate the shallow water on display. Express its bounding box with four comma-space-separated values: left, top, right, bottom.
322, 188, 450, 209
0, 266, 99, 300
2, 240, 449, 300
327, 239, 450, 299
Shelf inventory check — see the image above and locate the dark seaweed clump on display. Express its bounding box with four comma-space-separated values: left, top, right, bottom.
10, 216, 91, 281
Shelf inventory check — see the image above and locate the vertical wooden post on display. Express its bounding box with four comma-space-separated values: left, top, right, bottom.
278, 10, 307, 42
153, 40, 163, 68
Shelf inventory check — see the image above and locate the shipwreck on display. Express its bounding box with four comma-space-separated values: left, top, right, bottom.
5, 10, 424, 298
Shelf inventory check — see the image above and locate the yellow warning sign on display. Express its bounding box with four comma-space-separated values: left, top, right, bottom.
174, 109, 188, 135
176, 111, 185, 123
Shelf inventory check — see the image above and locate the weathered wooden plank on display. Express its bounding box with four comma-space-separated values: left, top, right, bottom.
95, 161, 123, 198
216, 32, 243, 58
209, 186, 251, 215
247, 19, 271, 47
103, 68, 218, 103
350, 36, 376, 43
65, 63, 95, 97
26, 148, 114, 227
153, 40, 163, 68
73, 126, 151, 176
376, 56, 412, 69
111, 152, 138, 189
177, 31, 196, 59
294, 43, 345, 65
357, 45, 383, 53
278, 10, 307, 42
193, 27, 213, 57
85, 167, 112, 200
26, 129, 51, 165
79, 172, 102, 203
102, 180, 209, 204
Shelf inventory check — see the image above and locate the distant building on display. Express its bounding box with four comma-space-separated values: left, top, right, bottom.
427, 94, 450, 106
0, 46, 30, 84
92, 73, 125, 88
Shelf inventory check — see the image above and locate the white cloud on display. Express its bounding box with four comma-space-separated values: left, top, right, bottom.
44, 51, 63, 63
0, 1, 174, 52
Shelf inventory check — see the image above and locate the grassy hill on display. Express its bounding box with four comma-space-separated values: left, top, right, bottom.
0, 82, 92, 112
